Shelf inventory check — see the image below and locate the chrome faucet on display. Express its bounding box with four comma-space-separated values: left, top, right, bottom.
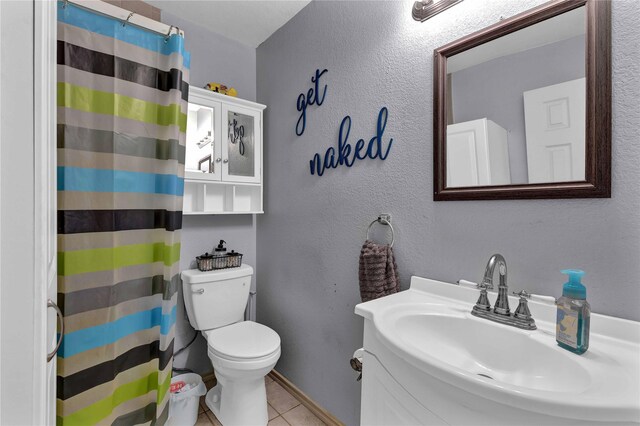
483, 253, 510, 315
471, 254, 536, 330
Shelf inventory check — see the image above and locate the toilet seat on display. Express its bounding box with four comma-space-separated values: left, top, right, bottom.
204, 321, 280, 363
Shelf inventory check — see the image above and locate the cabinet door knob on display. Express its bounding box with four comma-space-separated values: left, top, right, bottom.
215, 158, 222, 163
223, 159, 229, 164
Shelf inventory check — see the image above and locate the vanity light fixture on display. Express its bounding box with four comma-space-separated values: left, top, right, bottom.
412, 0, 463, 22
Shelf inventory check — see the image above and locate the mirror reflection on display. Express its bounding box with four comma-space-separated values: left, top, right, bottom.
446, 6, 586, 188
186, 104, 215, 175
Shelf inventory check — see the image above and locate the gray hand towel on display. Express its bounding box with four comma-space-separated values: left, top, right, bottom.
359, 239, 400, 302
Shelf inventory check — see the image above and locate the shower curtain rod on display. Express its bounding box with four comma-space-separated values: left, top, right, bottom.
64, 0, 184, 38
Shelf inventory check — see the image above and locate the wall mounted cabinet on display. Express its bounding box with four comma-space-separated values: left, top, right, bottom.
184, 87, 265, 214
446, 118, 510, 188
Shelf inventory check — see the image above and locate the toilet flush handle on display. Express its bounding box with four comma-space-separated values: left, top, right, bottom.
193, 288, 204, 294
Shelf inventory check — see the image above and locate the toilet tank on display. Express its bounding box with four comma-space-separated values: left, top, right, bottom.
181, 264, 253, 331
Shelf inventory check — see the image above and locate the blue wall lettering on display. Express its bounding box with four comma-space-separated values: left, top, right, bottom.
296, 68, 328, 136
309, 107, 393, 176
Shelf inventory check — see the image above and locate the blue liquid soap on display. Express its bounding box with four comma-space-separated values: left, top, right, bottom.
556, 269, 590, 354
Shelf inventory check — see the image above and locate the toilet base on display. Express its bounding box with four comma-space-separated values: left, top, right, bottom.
205, 376, 268, 426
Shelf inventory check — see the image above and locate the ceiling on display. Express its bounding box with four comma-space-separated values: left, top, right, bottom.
148, 0, 312, 48
448, 6, 585, 73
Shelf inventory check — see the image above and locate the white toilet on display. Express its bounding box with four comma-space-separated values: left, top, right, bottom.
181, 265, 281, 426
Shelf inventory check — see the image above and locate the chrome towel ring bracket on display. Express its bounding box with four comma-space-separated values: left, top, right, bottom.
366, 214, 395, 247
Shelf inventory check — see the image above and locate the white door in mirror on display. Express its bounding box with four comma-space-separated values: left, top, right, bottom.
524, 78, 586, 183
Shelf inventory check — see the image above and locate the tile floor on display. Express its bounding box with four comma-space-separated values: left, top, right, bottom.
195, 374, 327, 426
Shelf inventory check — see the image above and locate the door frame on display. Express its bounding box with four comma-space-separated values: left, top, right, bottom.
0, 0, 3, 417
34, 0, 58, 424
0, 0, 56, 424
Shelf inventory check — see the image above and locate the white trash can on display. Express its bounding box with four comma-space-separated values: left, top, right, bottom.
168, 373, 207, 426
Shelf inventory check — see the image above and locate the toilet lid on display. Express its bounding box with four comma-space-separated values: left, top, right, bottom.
205, 321, 280, 360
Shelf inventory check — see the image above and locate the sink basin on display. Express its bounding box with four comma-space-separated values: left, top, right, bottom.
356, 276, 640, 425
392, 309, 590, 392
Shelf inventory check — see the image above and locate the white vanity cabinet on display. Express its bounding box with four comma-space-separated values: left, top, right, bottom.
183, 87, 265, 214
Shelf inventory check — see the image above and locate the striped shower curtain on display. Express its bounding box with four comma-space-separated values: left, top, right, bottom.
56, 2, 189, 424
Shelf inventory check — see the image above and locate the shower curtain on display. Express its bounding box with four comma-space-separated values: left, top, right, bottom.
56, 2, 189, 424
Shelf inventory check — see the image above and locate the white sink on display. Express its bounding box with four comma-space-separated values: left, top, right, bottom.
390, 308, 590, 392
356, 277, 640, 425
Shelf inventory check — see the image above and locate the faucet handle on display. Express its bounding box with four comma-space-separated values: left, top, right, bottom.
512, 290, 556, 305
512, 291, 533, 320
456, 279, 495, 291
457, 279, 478, 289
472, 283, 492, 312
457, 279, 494, 291
513, 290, 531, 299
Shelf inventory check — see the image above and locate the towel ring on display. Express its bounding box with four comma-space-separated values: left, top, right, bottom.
366, 217, 395, 247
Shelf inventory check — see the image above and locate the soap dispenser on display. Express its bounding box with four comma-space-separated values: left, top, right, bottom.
556, 269, 590, 354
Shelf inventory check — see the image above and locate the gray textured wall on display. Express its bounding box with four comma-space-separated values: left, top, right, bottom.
451, 35, 585, 184
160, 10, 258, 374
162, 11, 257, 100
256, 1, 640, 424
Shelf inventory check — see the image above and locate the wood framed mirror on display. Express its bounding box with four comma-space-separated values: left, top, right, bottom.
433, 0, 610, 200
